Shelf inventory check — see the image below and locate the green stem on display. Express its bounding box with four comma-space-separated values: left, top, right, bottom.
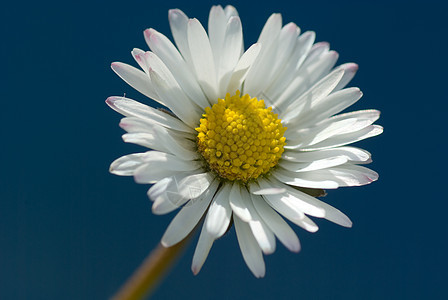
110, 237, 190, 300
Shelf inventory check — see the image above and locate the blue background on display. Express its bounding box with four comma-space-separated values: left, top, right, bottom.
1, 0, 447, 299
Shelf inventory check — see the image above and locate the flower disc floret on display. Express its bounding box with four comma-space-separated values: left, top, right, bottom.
196, 91, 287, 182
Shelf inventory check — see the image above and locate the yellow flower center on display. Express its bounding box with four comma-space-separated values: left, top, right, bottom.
196, 91, 287, 182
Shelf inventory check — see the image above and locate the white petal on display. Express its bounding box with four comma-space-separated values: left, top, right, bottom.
257, 13, 282, 46
149, 171, 212, 215
187, 18, 218, 101
234, 216, 266, 278
289, 110, 382, 144
323, 110, 381, 128
168, 9, 192, 65
258, 192, 305, 225
205, 183, 232, 239
120, 119, 196, 157
147, 176, 171, 200
272, 167, 339, 189
293, 87, 363, 128
251, 194, 301, 252
122, 132, 169, 152
226, 43, 261, 94
240, 194, 276, 254
149, 177, 183, 215
261, 22, 300, 95
131, 48, 149, 73
208, 5, 227, 71
307, 165, 379, 187
274, 22, 301, 64
268, 177, 352, 227
149, 68, 202, 128
274, 51, 339, 112
119, 117, 158, 133
263, 30, 315, 103
106, 96, 193, 133
282, 68, 345, 124
302, 42, 330, 65
296, 216, 319, 232
244, 14, 282, 96
300, 125, 383, 151
249, 217, 276, 255
284, 163, 377, 188
255, 178, 325, 218
175, 172, 215, 200
109, 153, 149, 176
224, 5, 239, 18
152, 126, 198, 161
283, 147, 371, 163
218, 16, 243, 96
118, 117, 194, 141
251, 182, 321, 233
161, 180, 219, 247
250, 187, 286, 195
333, 63, 359, 92
286, 118, 359, 148
229, 183, 252, 222
279, 156, 349, 172
133, 151, 200, 184
111, 62, 159, 102
191, 224, 214, 275
144, 29, 210, 108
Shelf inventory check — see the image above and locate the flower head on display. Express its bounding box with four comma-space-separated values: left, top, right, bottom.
107, 5, 382, 277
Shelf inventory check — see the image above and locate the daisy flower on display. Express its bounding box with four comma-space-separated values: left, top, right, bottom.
107, 5, 382, 278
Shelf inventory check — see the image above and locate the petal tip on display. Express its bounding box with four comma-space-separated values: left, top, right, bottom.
191, 260, 203, 275
292, 244, 301, 253
105, 96, 116, 106
110, 62, 120, 70
210, 5, 223, 12
347, 62, 359, 71
118, 119, 128, 129
151, 203, 162, 215
309, 226, 319, 233
224, 4, 236, 11
228, 15, 241, 24
191, 267, 200, 276
315, 41, 330, 47
284, 22, 298, 31
168, 8, 182, 16
329, 50, 339, 59
374, 125, 384, 135
303, 30, 316, 38
143, 28, 153, 39
160, 239, 170, 248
